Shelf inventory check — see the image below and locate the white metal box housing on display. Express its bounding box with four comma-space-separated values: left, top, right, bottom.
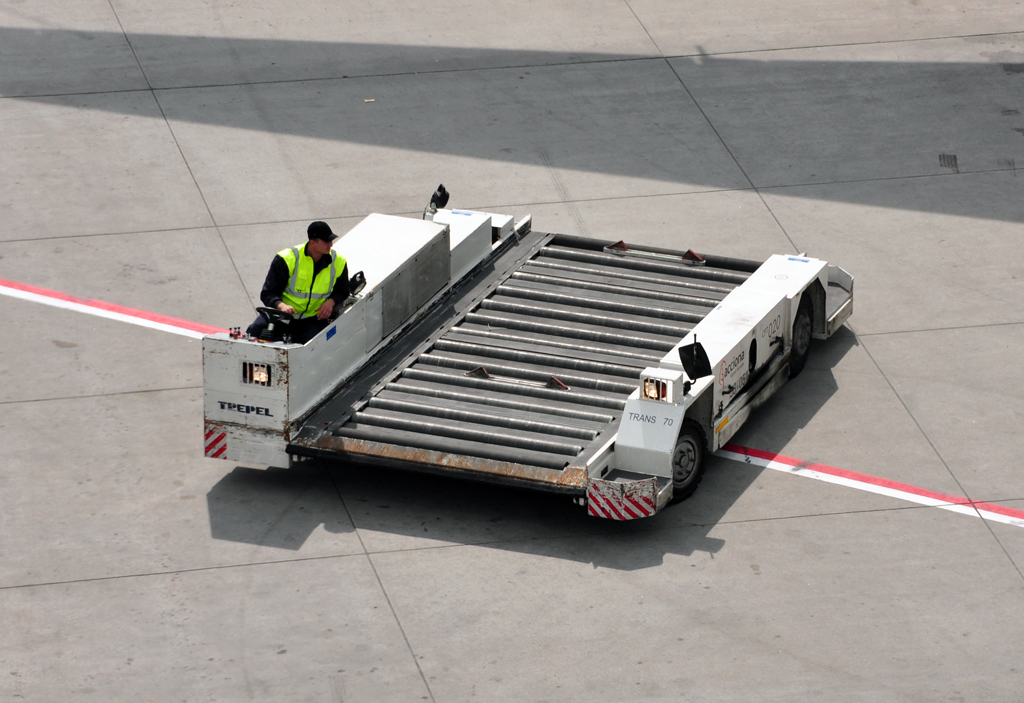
336, 214, 450, 339
432, 209, 492, 282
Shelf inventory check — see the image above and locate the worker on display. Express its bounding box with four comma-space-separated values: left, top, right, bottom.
246, 221, 350, 344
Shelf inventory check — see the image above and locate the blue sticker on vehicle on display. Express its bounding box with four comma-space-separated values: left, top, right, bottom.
788, 257, 810, 263
326, 326, 336, 340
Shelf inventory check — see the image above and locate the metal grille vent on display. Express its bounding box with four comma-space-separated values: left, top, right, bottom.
242, 362, 272, 386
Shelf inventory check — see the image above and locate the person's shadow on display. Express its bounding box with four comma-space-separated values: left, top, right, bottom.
207, 329, 858, 570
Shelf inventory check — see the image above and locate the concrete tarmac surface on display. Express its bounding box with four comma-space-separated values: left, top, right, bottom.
3, 2, 1024, 701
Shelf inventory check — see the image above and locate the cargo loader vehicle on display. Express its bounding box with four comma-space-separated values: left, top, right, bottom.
203, 204, 853, 520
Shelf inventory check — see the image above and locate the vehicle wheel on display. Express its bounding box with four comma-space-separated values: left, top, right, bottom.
669, 422, 707, 504
789, 295, 813, 378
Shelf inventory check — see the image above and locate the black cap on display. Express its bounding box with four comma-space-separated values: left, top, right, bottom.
307, 221, 337, 242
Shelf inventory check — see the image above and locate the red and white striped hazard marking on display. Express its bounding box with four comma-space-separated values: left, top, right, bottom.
588, 476, 657, 520
204, 424, 228, 459
0, 277, 228, 339
718, 443, 1024, 529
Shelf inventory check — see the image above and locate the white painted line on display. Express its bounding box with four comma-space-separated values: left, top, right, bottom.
718, 443, 1024, 529
0, 278, 227, 340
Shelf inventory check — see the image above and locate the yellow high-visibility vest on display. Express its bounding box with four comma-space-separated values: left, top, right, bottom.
278, 244, 346, 318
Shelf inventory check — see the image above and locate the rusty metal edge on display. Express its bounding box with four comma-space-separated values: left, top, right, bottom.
290, 435, 587, 495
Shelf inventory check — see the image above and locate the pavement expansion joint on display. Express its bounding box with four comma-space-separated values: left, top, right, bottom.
0, 551, 368, 592
361, 552, 437, 702
139, 55, 667, 95
858, 337, 979, 501
0, 386, 202, 406
0, 224, 225, 244
669, 29, 1024, 59
0, 87, 155, 101
10, 162, 1008, 245
856, 320, 1024, 337
758, 166, 1020, 192
622, 0, 665, 57
711, 503, 965, 527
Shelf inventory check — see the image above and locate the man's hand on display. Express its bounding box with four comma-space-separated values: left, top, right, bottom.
316, 298, 335, 320
276, 302, 296, 315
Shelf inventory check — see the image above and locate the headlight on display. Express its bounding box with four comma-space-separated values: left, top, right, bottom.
242, 362, 272, 387
643, 378, 667, 401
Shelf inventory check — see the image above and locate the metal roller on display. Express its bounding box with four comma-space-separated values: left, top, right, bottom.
510, 270, 720, 308
367, 397, 598, 441
524, 259, 734, 295
478, 299, 691, 337
548, 232, 764, 273
383, 382, 617, 423
449, 326, 663, 362
444, 328, 653, 368
352, 411, 584, 456
432, 338, 643, 378
401, 367, 628, 410
464, 312, 678, 351
417, 352, 641, 395
540, 245, 750, 284
496, 283, 707, 324
377, 388, 608, 430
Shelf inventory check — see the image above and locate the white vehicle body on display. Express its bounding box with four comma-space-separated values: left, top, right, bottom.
203, 211, 852, 521
586, 254, 853, 519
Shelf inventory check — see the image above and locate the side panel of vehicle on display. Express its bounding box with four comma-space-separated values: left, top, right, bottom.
203, 337, 289, 434
615, 396, 688, 478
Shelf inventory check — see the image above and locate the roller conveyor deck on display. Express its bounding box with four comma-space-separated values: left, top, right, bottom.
289, 230, 758, 494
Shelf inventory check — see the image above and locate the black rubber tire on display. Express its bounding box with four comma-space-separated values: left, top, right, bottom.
669, 421, 707, 504
789, 295, 813, 378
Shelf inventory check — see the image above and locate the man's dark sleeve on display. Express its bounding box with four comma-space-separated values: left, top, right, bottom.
260, 255, 291, 308
330, 264, 350, 304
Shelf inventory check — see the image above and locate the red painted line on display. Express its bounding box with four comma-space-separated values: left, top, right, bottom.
723, 443, 974, 506
724, 442, 1024, 522
0, 277, 228, 335
212, 445, 227, 459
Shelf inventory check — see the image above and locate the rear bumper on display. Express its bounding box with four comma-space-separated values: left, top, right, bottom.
827, 294, 854, 337
586, 471, 672, 520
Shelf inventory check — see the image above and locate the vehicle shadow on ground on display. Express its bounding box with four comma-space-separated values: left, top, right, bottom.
206, 330, 857, 569
726, 326, 858, 454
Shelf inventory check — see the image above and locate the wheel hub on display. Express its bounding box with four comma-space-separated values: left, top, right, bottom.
673, 439, 698, 483
794, 313, 811, 355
